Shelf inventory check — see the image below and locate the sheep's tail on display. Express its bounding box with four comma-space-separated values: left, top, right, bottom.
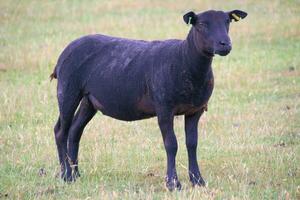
50, 65, 57, 81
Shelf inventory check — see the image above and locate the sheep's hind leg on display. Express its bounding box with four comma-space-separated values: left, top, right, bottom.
67, 96, 96, 180
54, 91, 82, 182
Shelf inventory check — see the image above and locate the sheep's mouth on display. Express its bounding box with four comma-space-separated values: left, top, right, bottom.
215, 49, 231, 56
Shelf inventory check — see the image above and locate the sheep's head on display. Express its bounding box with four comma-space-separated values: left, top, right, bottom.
183, 10, 247, 57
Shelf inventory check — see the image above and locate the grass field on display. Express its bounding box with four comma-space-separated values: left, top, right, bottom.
0, 0, 299, 199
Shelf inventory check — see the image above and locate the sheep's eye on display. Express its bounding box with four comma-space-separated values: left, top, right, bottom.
198, 22, 208, 28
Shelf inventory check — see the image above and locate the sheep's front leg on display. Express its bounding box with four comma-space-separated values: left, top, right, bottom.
185, 111, 206, 186
157, 107, 181, 191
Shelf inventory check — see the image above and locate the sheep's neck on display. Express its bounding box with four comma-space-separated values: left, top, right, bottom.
182, 28, 213, 81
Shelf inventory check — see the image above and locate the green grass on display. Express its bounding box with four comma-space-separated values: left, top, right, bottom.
0, 0, 299, 199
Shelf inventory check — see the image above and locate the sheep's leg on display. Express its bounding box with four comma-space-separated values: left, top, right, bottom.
185, 110, 206, 186
156, 106, 181, 191
67, 96, 96, 180
54, 92, 82, 182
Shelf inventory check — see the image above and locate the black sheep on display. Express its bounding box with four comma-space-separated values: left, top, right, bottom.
51, 9, 247, 191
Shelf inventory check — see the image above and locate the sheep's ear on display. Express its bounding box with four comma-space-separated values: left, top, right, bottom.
183, 11, 197, 25
228, 10, 247, 22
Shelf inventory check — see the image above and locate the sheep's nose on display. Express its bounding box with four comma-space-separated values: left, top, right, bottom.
216, 40, 232, 56
219, 40, 230, 46
218, 40, 232, 51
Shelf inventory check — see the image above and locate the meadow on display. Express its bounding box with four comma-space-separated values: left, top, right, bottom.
0, 0, 299, 199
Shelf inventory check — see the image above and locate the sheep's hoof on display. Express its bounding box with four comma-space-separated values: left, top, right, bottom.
166, 178, 182, 191
61, 169, 80, 182
191, 177, 206, 187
